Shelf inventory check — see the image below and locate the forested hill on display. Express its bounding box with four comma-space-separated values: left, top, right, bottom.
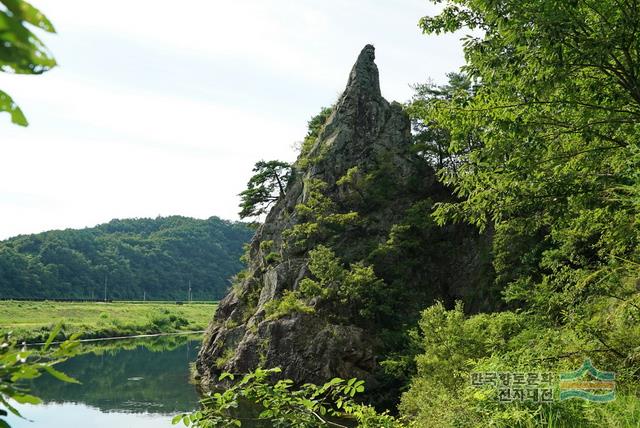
0, 216, 252, 301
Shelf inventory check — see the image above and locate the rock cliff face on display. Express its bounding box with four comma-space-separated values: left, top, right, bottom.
196, 45, 494, 389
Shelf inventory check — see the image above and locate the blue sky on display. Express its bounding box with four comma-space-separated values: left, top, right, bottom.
0, 0, 467, 239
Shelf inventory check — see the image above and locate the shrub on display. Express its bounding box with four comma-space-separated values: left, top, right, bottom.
173, 367, 402, 428
263, 290, 314, 320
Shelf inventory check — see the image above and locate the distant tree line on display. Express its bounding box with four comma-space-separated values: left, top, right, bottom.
0, 216, 252, 301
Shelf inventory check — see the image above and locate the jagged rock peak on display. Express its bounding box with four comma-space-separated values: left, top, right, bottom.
345, 44, 381, 98
195, 45, 496, 396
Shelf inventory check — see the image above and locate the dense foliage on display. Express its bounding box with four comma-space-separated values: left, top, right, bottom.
0, 216, 251, 300
398, 0, 640, 426
0, 0, 56, 126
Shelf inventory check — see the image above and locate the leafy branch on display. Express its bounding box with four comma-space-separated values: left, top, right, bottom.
173, 368, 402, 428
0, 0, 56, 126
0, 324, 80, 427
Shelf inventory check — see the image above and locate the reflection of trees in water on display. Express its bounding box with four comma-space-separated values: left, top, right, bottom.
78, 334, 199, 356
28, 336, 201, 414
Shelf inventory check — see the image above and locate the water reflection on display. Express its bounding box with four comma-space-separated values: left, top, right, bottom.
7, 335, 201, 428
6, 335, 353, 428
28, 335, 200, 414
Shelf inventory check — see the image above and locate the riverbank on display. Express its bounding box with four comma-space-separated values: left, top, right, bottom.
0, 300, 217, 343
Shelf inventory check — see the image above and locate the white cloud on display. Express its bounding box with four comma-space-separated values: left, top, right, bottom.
0, 74, 298, 238
0, 0, 467, 239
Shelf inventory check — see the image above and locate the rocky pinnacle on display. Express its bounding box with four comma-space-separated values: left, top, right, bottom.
345, 44, 381, 98
195, 45, 491, 393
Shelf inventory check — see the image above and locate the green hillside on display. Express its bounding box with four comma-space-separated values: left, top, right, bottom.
0, 216, 252, 300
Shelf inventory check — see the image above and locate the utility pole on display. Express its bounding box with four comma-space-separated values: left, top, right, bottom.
143, 290, 146, 302
103, 275, 108, 302
188, 280, 192, 303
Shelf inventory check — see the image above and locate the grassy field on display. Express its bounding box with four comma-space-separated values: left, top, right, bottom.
0, 300, 217, 343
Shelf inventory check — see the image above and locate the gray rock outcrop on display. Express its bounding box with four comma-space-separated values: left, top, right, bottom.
196, 45, 494, 390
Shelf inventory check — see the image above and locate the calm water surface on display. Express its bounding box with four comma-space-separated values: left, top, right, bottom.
7, 335, 201, 428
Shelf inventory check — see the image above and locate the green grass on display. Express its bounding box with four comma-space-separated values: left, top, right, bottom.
0, 300, 217, 343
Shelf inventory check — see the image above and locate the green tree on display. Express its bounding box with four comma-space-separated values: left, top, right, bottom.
238, 160, 292, 219
419, 0, 640, 324
407, 73, 476, 171
0, 0, 56, 126
420, 0, 640, 230
397, 1, 640, 425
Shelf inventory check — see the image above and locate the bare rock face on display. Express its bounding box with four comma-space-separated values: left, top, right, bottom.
196, 45, 493, 389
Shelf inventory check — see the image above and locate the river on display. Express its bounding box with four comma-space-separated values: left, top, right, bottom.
6, 335, 201, 428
